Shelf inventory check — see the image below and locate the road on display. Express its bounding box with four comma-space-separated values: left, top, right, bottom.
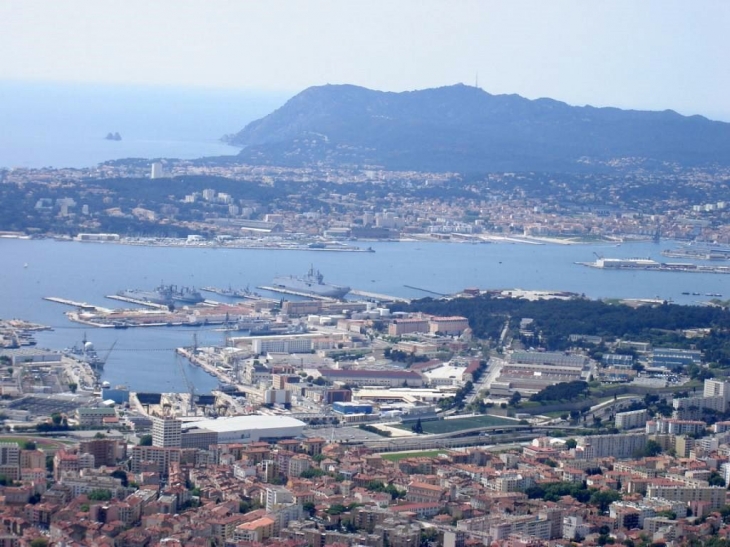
588, 396, 643, 421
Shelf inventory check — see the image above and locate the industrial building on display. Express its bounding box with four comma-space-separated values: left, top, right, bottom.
332, 402, 373, 415
0, 347, 61, 366
652, 348, 702, 368
181, 415, 306, 444
318, 368, 424, 388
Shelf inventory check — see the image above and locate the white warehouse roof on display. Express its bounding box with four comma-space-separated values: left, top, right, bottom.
182, 414, 306, 433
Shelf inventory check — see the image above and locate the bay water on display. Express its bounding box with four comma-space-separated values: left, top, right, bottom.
0, 237, 725, 393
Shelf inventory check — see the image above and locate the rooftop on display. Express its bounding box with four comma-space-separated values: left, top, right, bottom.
182, 414, 306, 433
319, 368, 422, 379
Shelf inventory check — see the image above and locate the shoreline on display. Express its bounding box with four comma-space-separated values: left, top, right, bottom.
1, 232, 661, 250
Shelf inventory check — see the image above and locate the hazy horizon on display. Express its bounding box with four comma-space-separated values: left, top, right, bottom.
2, 78, 729, 125
1, 1, 729, 122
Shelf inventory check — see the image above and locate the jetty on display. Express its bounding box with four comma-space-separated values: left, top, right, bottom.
349, 289, 411, 304
578, 258, 730, 274
257, 285, 337, 301
403, 285, 447, 296
44, 297, 113, 313
105, 294, 169, 309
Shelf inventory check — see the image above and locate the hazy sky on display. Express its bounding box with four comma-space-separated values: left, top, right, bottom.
2, 1, 729, 120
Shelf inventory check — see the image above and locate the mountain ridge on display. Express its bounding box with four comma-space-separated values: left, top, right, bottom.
227, 84, 730, 172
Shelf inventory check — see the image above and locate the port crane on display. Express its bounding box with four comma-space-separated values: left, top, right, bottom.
176, 352, 196, 416
102, 340, 117, 365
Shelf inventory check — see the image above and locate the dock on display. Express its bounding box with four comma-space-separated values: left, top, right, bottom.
44, 297, 113, 313
403, 285, 446, 296
257, 286, 337, 301
201, 287, 268, 301
105, 294, 169, 309
349, 289, 411, 304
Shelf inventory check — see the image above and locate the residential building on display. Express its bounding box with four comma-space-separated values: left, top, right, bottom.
616, 409, 648, 430
152, 416, 182, 448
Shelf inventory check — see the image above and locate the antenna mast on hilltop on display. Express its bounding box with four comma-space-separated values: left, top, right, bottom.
475, 72, 479, 89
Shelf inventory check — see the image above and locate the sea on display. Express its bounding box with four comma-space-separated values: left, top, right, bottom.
0, 81, 290, 169
0, 81, 726, 394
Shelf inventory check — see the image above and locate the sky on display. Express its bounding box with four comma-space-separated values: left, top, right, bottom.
1, 1, 729, 120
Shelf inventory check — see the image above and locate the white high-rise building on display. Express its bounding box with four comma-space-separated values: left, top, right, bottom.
152, 416, 182, 448
615, 409, 648, 430
704, 379, 730, 401
150, 162, 164, 179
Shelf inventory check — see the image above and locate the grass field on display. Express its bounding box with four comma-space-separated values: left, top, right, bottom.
380, 450, 446, 462
397, 414, 516, 435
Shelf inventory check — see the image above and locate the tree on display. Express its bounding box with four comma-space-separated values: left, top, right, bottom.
590, 490, 622, 513
565, 438, 578, 449
110, 469, 129, 487
138, 434, 153, 446
635, 440, 662, 458
420, 528, 439, 547
327, 503, 347, 515
22, 440, 37, 450
51, 413, 62, 426
708, 470, 726, 487
30, 539, 49, 547
239, 497, 262, 513
509, 391, 522, 407
299, 468, 326, 479
68, 382, 78, 393
88, 489, 113, 501
303, 501, 317, 517
412, 418, 424, 434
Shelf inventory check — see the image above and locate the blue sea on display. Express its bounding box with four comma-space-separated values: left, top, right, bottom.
0, 81, 290, 169
0, 238, 726, 393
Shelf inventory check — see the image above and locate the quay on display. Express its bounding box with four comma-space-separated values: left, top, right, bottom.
257, 285, 337, 301
579, 258, 730, 274
176, 347, 237, 386
201, 287, 272, 302
349, 289, 411, 304
403, 285, 446, 296
105, 294, 169, 309
44, 297, 113, 313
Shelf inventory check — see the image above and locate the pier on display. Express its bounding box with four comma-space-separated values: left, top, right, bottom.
257, 285, 337, 301
578, 259, 730, 274
44, 297, 113, 313
349, 289, 411, 304
403, 285, 446, 296
105, 294, 169, 309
